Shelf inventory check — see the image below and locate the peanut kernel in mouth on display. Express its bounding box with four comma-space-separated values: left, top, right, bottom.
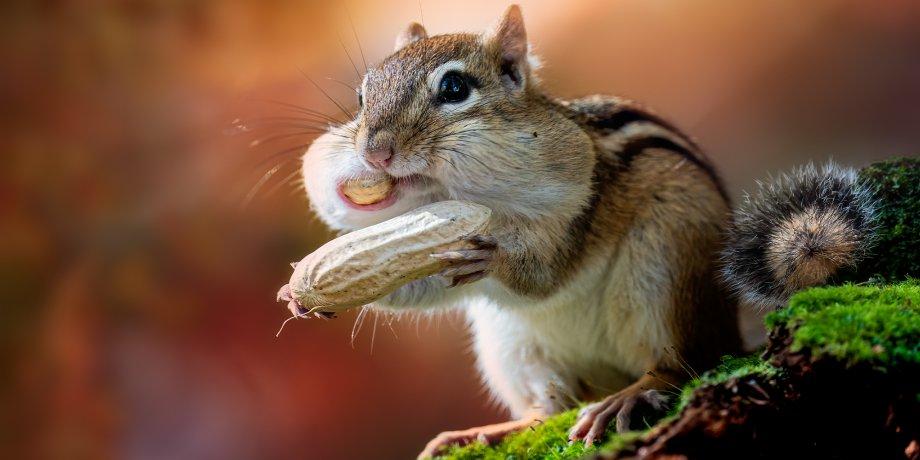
341, 176, 394, 205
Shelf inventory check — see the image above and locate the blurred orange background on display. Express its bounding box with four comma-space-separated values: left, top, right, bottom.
1, 0, 918, 459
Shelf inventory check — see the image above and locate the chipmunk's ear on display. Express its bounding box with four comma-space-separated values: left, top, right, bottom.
486, 5, 533, 90
394, 22, 428, 51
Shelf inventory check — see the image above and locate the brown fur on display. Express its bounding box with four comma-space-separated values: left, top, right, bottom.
365, 7, 740, 392
495, 91, 742, 371
575, 135, 741, 371
766, 207, 859, 290
307, 7, 742, 454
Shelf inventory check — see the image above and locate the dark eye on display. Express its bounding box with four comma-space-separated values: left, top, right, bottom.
357, 91, 363, 107
437, 72, 470, 104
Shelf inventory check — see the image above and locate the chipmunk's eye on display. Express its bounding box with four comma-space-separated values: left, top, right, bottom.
357, 91, 363, 108
437, 72, 469, 104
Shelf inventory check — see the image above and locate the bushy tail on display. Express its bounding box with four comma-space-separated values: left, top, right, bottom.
721, 163, 878, 309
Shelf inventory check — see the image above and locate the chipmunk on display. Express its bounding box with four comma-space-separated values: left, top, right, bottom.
283, 5, 878, 457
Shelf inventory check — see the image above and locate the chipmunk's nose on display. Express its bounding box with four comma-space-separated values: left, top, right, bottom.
364, 147, 393, 170
361, 128, 396, 170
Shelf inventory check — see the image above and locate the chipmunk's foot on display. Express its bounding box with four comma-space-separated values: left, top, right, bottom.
431, 234, 497, 287
418, 417, 538, 459
568, 388, 669, 446
276, 283, 335, 319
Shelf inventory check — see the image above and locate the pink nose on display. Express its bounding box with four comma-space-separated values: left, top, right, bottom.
364, 147, 393, 170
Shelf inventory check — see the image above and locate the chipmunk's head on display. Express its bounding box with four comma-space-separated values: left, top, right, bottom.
303, 5, 592, 231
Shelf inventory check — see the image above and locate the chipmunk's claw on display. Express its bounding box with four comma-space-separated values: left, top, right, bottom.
277, 284, 295, 302
431, 234, 496, 287
568, 389, 669, 446
438, 259, 491, 277
418, 418, 538, 459
276, 283, 335, 319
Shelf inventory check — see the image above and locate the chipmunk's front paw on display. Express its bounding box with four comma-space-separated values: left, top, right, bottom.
276, 279, 335, 320
431, 234, 497, 287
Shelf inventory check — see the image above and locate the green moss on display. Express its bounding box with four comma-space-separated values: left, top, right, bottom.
674, 355, 779, 413
437, 409, 639, 460
439, 356, 771, 460
766, 281, 920, 368
845, 158, 919, 282
440, 282, 919, 459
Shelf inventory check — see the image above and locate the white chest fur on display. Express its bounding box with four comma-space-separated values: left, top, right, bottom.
463, 250, 674, 416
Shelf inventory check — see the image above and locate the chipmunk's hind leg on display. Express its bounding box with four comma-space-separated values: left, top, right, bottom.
568, 371, 674, 446
417, 416, 541, 459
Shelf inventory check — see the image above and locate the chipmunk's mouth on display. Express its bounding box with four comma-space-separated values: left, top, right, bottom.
336, 175, 423, 211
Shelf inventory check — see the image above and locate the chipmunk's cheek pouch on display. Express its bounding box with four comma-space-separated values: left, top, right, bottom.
300, 132, 432, 231
301, 132, 363, 228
